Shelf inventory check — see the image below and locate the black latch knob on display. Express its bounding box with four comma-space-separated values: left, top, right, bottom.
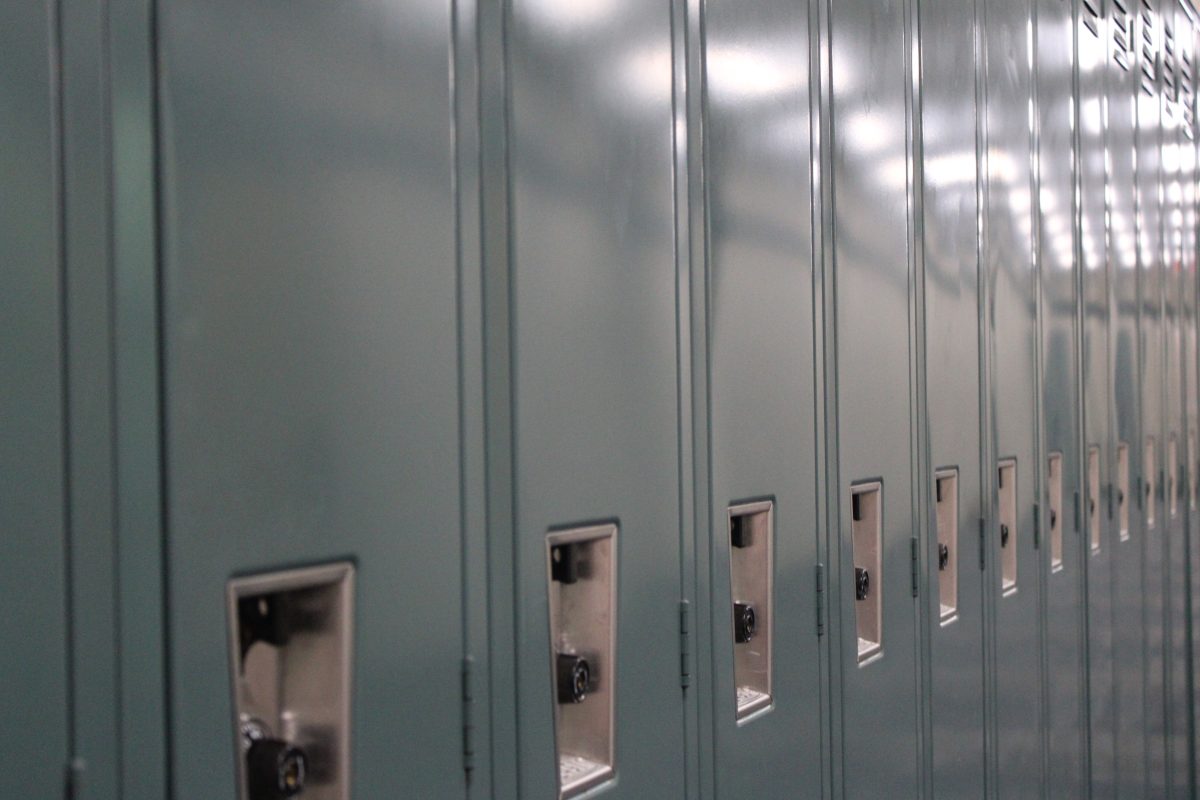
938, 543, 950, 571
556, 652, 591, 704
1000, 523, 1010, 548
730, 516, 752, 548
1049, 508, 1057, 529
1117, 489, 1125, 506
734, 602, 757, 643
246, 738, 307, 799
855, 567, 870, 601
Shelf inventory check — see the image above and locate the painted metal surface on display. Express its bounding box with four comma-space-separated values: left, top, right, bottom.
1077, 0, 1116, 795
504, 0, 688, 796
1163, 9, 1193, 798
1036, 1, 1088, 796
0, 2, 71, 798
156, 0, 467, 796
826, 0, 923, 795
1136, 4, 1170, 794
1106, 0, 1151, 792
981, 0, 1048, 795
918, 0, 988, 794
700, 0, 824, 794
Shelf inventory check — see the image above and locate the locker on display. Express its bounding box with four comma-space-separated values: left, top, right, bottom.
1078, 0, 1117, 795
1106, 0, 1151, 792
700, 0, 824, 794
1163, 9, 1192, 797
504, 1, 688, 797
156, 0, 468, 795
1182, 13, 1200, 788
981, 0, 1047, 795
1136, 3, 1170, 793
0, 3, 71, 798
917, 0, 988, 793
826, 0, 923, 795
1037, 1, 1088, 796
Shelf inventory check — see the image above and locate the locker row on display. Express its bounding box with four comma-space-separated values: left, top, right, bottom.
4, 0, 1200, 797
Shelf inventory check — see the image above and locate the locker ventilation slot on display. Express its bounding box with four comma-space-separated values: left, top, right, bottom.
1083, 0, 1101, 38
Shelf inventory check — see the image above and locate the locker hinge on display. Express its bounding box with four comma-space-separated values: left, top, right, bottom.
64, 758, 85, 800
1073, 491, 1081, 533
461, 656, 475, 777
1107, 482, 1114, 520
1033, 503, 1041, 550
979, 517, 986, 570
1137, 475, 1144, 509
1160, 470, 1166, 500
910, 537, 919, 597
815, 563, 825, 636
679, 600, 692, 688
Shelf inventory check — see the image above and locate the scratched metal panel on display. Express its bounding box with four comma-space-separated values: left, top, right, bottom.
1076, 0, 1116, 795
505, 1, 688, 796
919, 0, 987, 793
1037, 2, 1088, 796
157, 0, 467, 795
1136, 4, 1169, 793
0, 2, 71, 798
827, 0, 922, 796
701, 0, 823, 794
1106, 0, 1149, 791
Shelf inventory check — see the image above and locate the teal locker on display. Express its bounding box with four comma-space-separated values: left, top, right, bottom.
156, 0, 470, 795
825, 0, 924, 795
918, 0, 988, 793
1136, 4, 1169, 794
503, 1, 689, 797
1039, 1, 1088, 795
699, 0, 824, 795
1079, 0, 1117, 795
1107, 0, 1150, 792
1163, 9, 1192, 797
982, 0, 1047, 794
0, 2, 71, 798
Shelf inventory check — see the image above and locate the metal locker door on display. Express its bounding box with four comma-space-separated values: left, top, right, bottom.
157, 0, 468, 796
701, 0, 823, 795
1162, 9, 1191, 796
1105, 0, 1149, 793
1037, 1, 1088, 796
1136, 4, 1169, 794
1076, 1, 1116, 796
0, 3, 71, 798
826, 0, 922, 796
504, 2, 687, 798
1181, 15, 1200, 788
981, 0, 1046, 795
918, 0, 987, 793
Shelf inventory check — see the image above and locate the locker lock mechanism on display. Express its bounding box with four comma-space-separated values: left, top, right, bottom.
938, 543, 950, 572
241, 719, 307, 799
556, 652, 592, 705
1049, 509, 1057, 530
855, 566, 870, 601
1000, 523, 1010, 548
733, 601, 757, 644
